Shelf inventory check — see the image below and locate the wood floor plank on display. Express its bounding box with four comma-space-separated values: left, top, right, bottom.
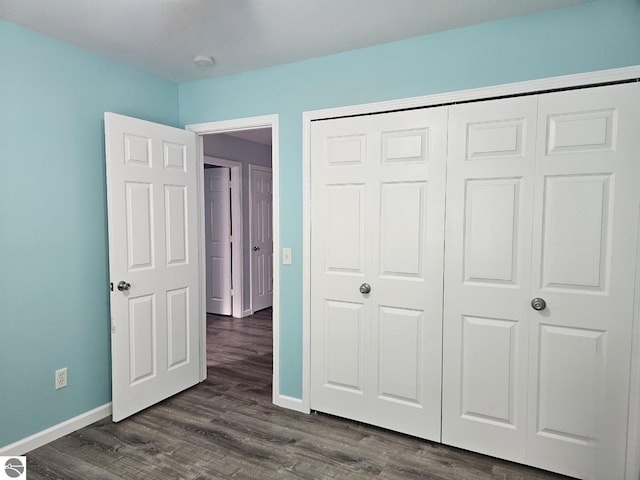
26, 309, 573, 479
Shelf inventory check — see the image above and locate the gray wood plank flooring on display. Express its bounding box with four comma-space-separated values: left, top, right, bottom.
26, 308, 572, 479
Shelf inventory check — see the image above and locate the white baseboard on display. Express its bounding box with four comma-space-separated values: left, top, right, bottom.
0, 403, 112, 455
274, 394, 308, 413
242, 308, 253, 318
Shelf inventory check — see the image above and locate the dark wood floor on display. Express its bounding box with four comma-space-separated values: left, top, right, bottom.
26, 308, 571, 479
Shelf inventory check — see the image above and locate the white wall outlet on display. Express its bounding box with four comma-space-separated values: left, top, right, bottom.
55, 367, 68, 390
282, 247, 292, 265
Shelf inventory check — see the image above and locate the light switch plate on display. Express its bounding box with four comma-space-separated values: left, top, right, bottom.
282, 248, 292, 265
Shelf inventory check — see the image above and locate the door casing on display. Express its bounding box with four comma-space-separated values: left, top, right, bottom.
302, 65, 640, 479
186, 115, 285, 408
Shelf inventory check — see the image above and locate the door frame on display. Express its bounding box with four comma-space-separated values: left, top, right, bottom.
302, 65, 640, 478
248, 164, 274, 314
204, 156, 243, 318
186, 115, 282, 404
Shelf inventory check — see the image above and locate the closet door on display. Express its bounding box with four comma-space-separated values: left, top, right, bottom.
527, 83, 640, 480
310, 108, 448, 441
443, 83, 640, 479
442, 96, 538, 461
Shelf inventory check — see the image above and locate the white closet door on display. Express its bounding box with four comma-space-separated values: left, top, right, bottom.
442, 96, 538, 461
527, 83, 640, 479
443, 83, 640, 479
310, 108, 447, 440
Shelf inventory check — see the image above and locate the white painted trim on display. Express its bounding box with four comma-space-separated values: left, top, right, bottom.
204, 156, 244, 319
186, 115, 280, 136
185, 115, 283, 409
194, 134, 208, 382
301, 112, 312, 414
248, 164, 274, 314
302, 66, 640, 465
270, 124, 281, 409
273, 394, 306, 413
0, 403, 112, 455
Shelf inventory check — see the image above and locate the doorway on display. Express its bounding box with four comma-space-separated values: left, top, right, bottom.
186, 114, 283, 406
203, 128, 273, 317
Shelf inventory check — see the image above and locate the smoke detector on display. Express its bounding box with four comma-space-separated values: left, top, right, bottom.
193, 54, 215, 68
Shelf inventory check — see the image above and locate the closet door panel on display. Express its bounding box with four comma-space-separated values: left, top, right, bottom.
369, 109, 448, 440
310, 108, 448, 441
310, 116, 375, 424
527, 82, 640, 480
442, 96, 538, 462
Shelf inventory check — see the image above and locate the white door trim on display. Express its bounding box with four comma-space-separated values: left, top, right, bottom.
204, 156, 243, 319
185, 115, 284, 407
302, 65, 640, 476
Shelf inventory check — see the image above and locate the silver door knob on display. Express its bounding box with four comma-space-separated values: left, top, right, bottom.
117, 281, 131, 292
531, 297, 546, 311
359, 283, 371, 294
253, 246, 260, 251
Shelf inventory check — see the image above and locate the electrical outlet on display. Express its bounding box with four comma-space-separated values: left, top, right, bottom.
55, 368, 67, 390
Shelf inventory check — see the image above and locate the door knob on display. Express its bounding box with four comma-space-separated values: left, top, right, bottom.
531, 297, 546, 311
253, 246, 260, 251
117, 281, 131, 292
359, 283, 371, 294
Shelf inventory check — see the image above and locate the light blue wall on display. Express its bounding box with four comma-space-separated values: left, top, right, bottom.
178, 0, 640, 398
0, 20, 178, 447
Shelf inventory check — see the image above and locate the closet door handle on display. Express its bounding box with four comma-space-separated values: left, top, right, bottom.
531, 297, 546, 311
359, 283, 371, 294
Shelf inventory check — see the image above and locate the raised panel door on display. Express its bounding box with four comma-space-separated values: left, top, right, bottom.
105, 113, 200, 422
527, 83, 640, 479
310, 108, 447, 440
442, 96, 538, 461
204, 167, 232, 315
311, 116, 373, 424
250, 166, 273, 312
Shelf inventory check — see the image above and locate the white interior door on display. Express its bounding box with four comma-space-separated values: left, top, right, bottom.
204, 167, 232, 315
442, 83, 640, 479
441, 96, 538, 461
310, 108, 447, 441
526, 83, 640, 480
105, 112, 201, 422
250, 166, 273, 312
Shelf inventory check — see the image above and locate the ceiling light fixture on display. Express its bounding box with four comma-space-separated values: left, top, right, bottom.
193, 54, 215, 68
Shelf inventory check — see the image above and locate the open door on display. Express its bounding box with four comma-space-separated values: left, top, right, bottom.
105, 113, 201, 422
249, 165, 273, 312
204, 166, 232, 315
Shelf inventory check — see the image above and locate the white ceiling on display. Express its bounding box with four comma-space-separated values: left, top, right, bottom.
0, 0, 586, 83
